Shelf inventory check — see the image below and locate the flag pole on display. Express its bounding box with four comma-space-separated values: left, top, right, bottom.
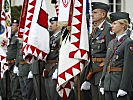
38, 59, 42, 100
0, 0, 2, 30
77, 74, 81, 100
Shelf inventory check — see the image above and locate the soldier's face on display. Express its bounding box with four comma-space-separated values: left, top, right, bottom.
49, 21, 58, 33
11, 23, 19, 33
92, 9, 106, 22
111, 21, 124, 34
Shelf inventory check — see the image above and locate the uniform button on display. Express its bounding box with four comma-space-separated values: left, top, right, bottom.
91, 49, 93, 51
92, 62, 94, 63
92, 42, 94, 45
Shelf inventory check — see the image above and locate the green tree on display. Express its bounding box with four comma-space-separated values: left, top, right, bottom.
11, 6, 22, 20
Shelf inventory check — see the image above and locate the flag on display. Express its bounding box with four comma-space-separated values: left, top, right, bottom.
57, 0, 92, 98
0, 0, 11, 78
55, 0, 59, 16
18, 0, 29, 39
22, 0, 50, 62
58, 0, 71, 21
130, 30, 133, 40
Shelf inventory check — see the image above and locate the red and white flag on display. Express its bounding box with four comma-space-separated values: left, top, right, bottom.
22, 0, 50, 62
18, 0, 29, 39
57, 0, 91, 98
58, 0, 71, 21
55, 0, 59, 16
0, 0, 11, 78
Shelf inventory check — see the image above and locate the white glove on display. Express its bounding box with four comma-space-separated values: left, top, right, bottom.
100, 88, 104, 95
28, 71, 33, 78
81, 81, 91, 90
13, 66, 19, 74
43, 69, 46, 77
117, 89, 127, 97
99, 79, 102, 86
52, 69, 58, 79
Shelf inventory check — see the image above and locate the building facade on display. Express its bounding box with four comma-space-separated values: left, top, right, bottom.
11, 0, 56, 19
11, 0, 133, 22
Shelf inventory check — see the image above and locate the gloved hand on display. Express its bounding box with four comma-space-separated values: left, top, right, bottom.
117, 89, 127, 97
100, 88, 104, 95
13, 66, 19, 75
28, 71, 33, 78
43, 69, 49, 78
99, 79, 102, 86
52, 69, 58, 80
81, 81, 91, 90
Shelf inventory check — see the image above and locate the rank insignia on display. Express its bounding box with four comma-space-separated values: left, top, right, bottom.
96, 36, 105, 43
115, 50, 120, 55
110, 30, 114, 36
100, 25, 104, 31
119, 38, 123, 42
130, 46, 133, 52
115, 50, 120, 60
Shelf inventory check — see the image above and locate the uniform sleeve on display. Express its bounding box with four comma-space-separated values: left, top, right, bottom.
100, 42, 112, 87
120, 40, 133, 91
15, 41, 21, 67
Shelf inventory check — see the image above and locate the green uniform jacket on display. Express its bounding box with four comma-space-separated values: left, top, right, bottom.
15, 44, 31, 76
45, 31, 61, 76
6, 34, 19, 60
100, 35, 133, 92
89, 21, 115, 85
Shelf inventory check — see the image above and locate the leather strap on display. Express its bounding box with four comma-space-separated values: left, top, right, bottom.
107, 66, 123, 72
92, 58, 105, 62
47, 60, 58, 64
20, 60, 27, 65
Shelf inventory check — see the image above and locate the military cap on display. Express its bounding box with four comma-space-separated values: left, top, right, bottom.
51, 0, 56, 4
110, 12, 130, 23
91, 2, 110, 12
49, 17, 58, 22
12, 19, 19, 24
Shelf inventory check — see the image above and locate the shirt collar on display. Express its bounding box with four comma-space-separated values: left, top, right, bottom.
116, 32, 127, 41
97, 20, 105, 30
51, 31, 60, 38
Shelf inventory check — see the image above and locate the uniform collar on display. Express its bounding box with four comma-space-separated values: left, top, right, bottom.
51, 31, 60, 38
116, 32, 127, 41
97, 20, 105, 30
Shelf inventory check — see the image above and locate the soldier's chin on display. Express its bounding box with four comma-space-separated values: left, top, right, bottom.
49, 31, 54, 36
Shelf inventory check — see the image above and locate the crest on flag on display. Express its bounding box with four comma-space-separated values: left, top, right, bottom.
58, 0, 71, 21
62, 0, 70, 8
0, 0, 11, 78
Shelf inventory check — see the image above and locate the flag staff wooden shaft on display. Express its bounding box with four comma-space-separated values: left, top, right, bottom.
77, 74, 81, 100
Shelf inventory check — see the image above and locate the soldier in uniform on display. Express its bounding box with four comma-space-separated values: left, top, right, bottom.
99, 12, 133, 100
81, 2, 115, 100
31, 59, 47, 100
15, 43, 36, 100
44, 17, 62, 100
6, 19, 22, 100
